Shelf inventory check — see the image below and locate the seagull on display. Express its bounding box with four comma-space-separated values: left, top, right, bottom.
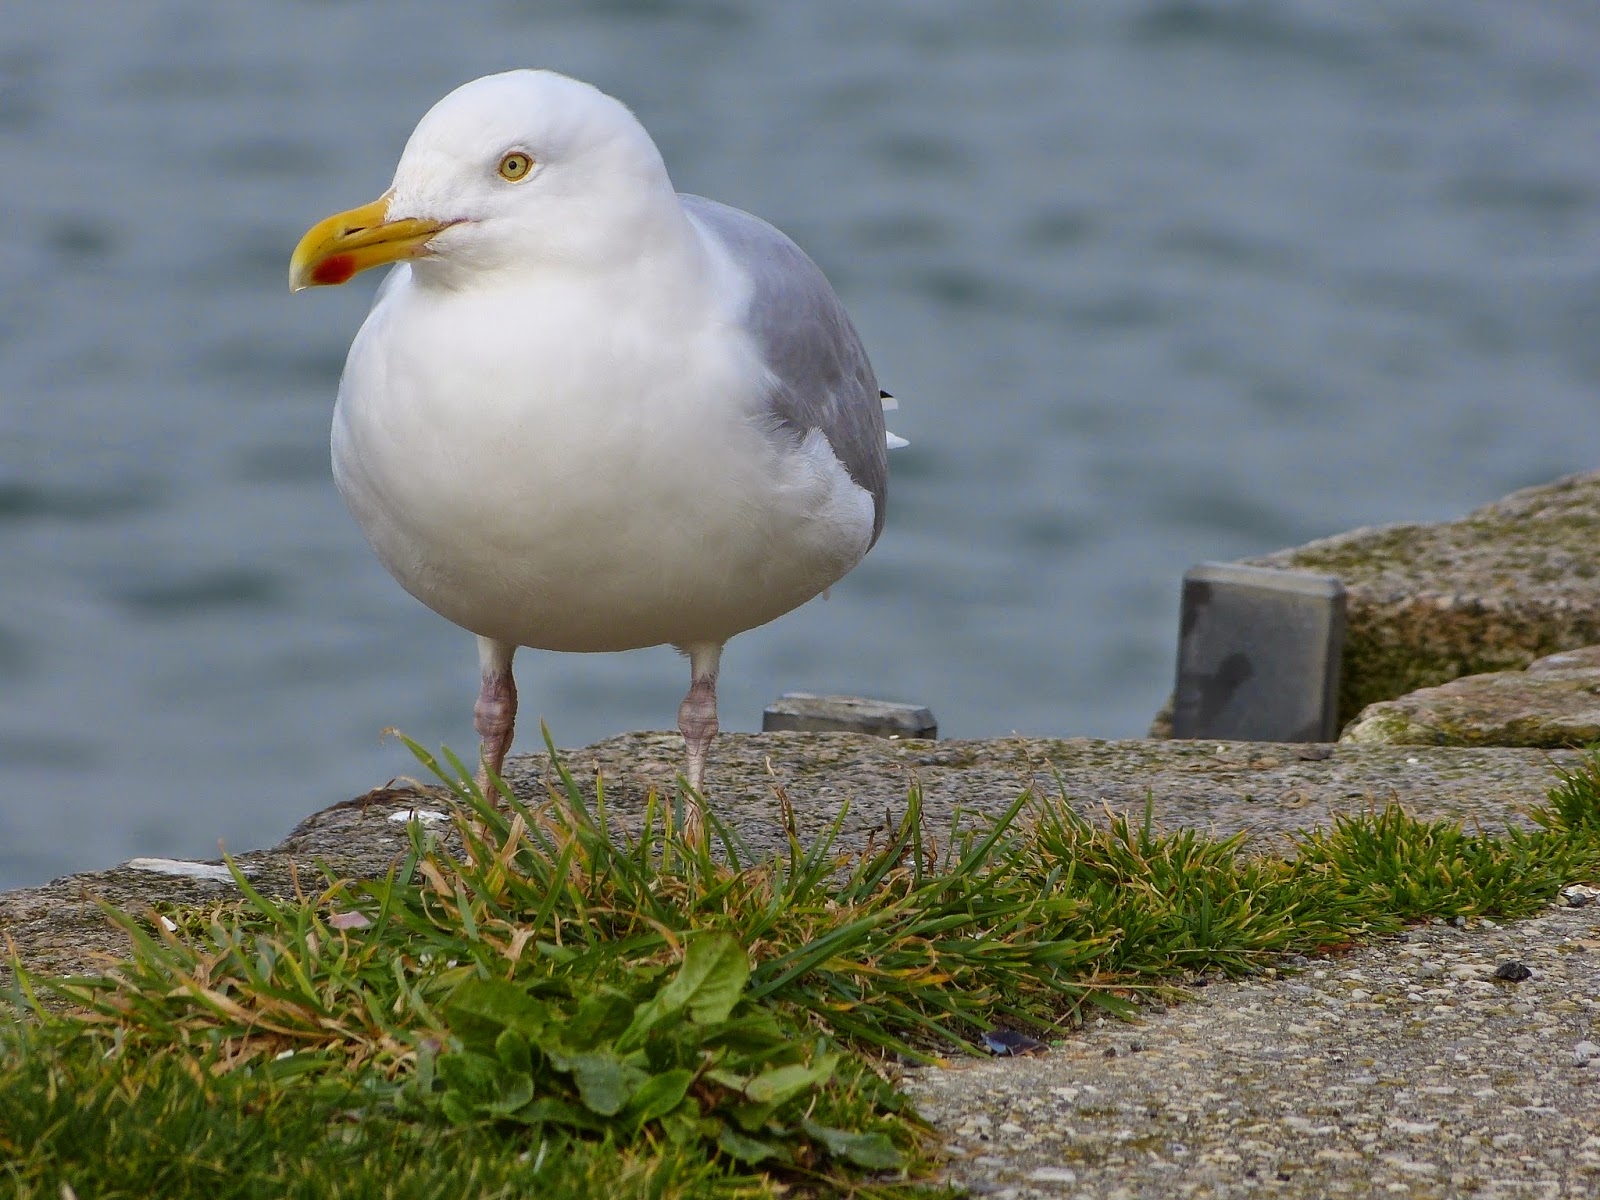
289, 70, 900, 837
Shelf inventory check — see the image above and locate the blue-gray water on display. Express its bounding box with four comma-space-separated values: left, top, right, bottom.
3, 1, 1598, 890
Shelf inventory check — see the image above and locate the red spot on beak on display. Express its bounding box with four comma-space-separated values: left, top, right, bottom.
311, 254, 357, 286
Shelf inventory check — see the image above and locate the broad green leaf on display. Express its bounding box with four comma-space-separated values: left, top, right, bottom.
436, 1051, 533, 1119
703, 1068, 748, 1092
515, 1095, 609, 1132
662, 1109, 710, 1147
566, 1052, 643, 1117
444, 978, 550, 1041
803, 1119, 903, 1169
744, 1054, 837, 1107
658, 934, 749, 1025
562, 990, 635, 1051
626, 1068, 694, 1131
717, 1126, 790, 1165
440, 1092, 476, 1126
495, 1028, 532, 1076
484, 1071, 534, 1116
726, 1100, 777, 1133
701, 1014, 790, 1053
436, 1051, 501, 1103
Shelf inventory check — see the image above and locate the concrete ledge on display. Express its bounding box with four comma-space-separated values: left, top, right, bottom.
3, 732, 1580, 985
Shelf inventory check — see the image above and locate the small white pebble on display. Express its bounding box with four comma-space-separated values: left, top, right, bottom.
388, 809, 450, 825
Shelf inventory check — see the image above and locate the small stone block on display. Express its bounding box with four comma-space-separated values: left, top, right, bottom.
123, 857, 242, 882
762, 693, 937, 739
1171, 562, 1345, 742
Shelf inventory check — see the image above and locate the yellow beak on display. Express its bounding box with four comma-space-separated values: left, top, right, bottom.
289, 194, 453, 292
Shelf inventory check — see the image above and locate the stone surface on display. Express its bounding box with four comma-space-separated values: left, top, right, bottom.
1343, 645, 1600, 749
1, 732, 1581, 986
497, 732, 1581, 862
1251, 471, 1600, 728
1152, 471, 1600, 737
906, 903, 1600, 1199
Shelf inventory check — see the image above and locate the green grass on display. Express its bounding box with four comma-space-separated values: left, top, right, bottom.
7, 737, 1600, 1198
0, 1028, 745, 1200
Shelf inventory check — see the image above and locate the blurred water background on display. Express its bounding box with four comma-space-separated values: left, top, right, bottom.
2, 0, 1598, 889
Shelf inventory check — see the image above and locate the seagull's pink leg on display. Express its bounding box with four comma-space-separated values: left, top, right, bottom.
474, 637, 518, 797
676, 642, 723, 842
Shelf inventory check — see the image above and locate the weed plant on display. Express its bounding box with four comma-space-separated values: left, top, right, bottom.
6, 740, 1600, 1197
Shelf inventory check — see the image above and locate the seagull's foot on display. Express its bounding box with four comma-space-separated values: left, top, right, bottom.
677, 796, 706, 849
673, 642, 722, 846
677, 725, 711, 848
678, 674, 717, 779
474, 640, 518, 801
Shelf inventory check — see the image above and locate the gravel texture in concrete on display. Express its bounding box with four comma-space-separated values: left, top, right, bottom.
906, 900, 1600, 1198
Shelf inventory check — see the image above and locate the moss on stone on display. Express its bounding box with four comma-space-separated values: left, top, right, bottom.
1243, 472, 1600, 729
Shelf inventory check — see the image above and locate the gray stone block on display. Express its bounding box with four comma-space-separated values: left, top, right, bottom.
762, 693, 937, 739
1172, 563, 1345, 742
1152, 472, 1600, 737
1247, 470, 1600, 725
1342, 644, 1600, 748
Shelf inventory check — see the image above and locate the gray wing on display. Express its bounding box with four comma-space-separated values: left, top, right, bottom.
681, 194, 889, 547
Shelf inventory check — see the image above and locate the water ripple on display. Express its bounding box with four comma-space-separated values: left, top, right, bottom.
111, 568, 288, 618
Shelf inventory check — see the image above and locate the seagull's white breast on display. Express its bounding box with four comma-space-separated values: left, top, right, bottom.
331, 262, 875, 652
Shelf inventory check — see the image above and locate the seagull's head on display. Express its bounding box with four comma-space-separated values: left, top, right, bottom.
290, 70, 677, 293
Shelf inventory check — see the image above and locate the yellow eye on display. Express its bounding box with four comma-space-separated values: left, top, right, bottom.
498, 152, 533, 181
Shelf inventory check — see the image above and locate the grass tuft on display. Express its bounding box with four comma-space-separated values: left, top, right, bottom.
1297, 805, 1586, 922
6, 740, 1600, 1197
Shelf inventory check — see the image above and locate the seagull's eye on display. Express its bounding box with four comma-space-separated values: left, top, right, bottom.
498, 152, 534, 182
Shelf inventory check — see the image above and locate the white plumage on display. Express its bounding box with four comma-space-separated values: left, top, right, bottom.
290, 70, 900, 835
